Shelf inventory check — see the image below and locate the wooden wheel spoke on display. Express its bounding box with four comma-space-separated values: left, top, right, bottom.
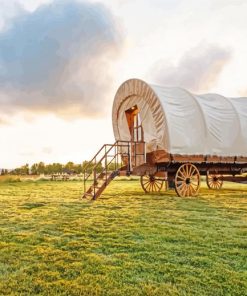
179, 170, 187, 179
184, 185, 189, 196
185, 165, 189, 177
153, 182, 158, 191
181, 184, 188, 196
145, 182, 150, 187
148, 183, 152, 192
187, 186, 192, 197
156, 183, 162, 190
188, 164, 193, 176
190, 182, 198, 188
191, 169, 197, 177
190, 184, 196, 192
190, 185, 196, 196
177, 175, 186, 181
190, 176, 198, 182
143, 181, 150, 186
177, 181, 184, 188
143, 184, 148, 190
180, 183, 187, 194
145, 184, 151, 191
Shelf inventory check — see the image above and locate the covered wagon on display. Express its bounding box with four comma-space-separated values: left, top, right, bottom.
83, 79, 247, 199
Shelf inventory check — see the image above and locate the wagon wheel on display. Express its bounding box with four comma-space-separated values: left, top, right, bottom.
175, 163, 200, 197
140, 175, 164, 193
206, 171, 223, 190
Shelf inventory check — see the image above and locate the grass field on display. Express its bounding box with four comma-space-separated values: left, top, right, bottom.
0, 179, 246, 295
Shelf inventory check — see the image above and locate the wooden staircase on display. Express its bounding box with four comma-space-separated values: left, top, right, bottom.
82, 170, 120, 200
82, 141, 145, 200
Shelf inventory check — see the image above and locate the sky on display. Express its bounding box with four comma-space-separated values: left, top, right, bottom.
0, 0, 247, 168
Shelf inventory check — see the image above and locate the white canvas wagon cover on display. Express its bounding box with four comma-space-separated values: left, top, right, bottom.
112, 79, 247, 157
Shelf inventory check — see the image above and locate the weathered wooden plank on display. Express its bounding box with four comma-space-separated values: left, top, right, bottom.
172, 154, 204, 163
132, 163, 156, 176
146, 150, 170, 164
146, 150, 247, 165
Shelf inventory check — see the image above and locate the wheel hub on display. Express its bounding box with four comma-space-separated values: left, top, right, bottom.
185, 178, 191, 185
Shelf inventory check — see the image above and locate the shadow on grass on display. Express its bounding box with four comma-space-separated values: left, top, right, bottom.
20, 202, 47, 209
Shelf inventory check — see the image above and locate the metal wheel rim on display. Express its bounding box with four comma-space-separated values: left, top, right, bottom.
140, 175, 164, 193
206, 172, 223, 190
175, 163, 200, 197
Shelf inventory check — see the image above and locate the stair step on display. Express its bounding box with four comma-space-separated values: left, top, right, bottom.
89, 184, 106, 190
94, 186, 105, 189
97, 172, 113, 179
118, 170, 127, 176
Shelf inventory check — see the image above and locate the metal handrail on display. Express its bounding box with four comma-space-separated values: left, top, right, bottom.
83, 140, 141, 176
83, 140, 146, 197
83, 144, 116, 183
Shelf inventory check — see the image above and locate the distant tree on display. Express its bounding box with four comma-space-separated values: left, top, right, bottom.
107, 162, 122, 171
10, 164, 29, 175
44, 164, 51, 175
45, 163, 63, 174
74, 164, 83, 174
37, 162, 45, 174
11, 160, 102, 176
82, 160, 103, 174
9, 169, 16, 175
20, 164, 29, 175
24, 164, 29, 175
64, 161, 75, 174
31, 163, 39, 175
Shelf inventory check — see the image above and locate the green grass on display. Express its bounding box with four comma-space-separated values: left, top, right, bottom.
0, 180, 246, 296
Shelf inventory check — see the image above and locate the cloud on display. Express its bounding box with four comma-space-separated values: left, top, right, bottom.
0, 0, 23, 30
0, 117, 8, 125
149, 44, 231, 92
0, 0, 123, 118
42, 146, 53, 154
210, 0, 246, 9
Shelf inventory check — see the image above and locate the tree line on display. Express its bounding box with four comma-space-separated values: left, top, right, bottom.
1, 161, 108, 175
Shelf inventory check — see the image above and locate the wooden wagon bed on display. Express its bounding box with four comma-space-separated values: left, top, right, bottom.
132, 148, 247, 197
